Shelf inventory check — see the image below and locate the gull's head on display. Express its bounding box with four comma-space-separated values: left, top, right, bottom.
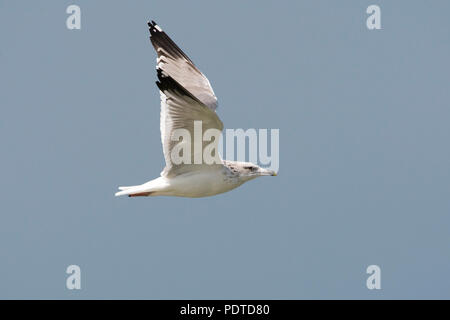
225, 161, 277, 181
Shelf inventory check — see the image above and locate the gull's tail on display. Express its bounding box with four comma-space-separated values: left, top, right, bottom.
115, 185, 143, 197
115, 177, 168, 197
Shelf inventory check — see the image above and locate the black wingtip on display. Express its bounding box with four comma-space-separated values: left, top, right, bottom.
148, 20, 162, 36
147, 20, 159, 29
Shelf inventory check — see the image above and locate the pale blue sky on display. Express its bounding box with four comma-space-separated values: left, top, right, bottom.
1, 0, 449, 299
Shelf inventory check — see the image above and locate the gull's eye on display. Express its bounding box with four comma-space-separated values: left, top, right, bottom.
244, 166, 257, 172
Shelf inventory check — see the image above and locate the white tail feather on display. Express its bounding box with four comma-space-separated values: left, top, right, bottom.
115, 186, 146, 197
115, 177, 168, 197
118, 186, 134, 191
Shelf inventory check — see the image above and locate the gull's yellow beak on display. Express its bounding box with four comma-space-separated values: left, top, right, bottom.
272, 171, 277, 176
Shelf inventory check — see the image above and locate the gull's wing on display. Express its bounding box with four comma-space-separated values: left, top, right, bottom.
148, 21, 218, 110
148, 21, 223, 177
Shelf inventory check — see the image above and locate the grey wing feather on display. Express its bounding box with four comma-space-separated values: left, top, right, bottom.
148, 20, 218, 110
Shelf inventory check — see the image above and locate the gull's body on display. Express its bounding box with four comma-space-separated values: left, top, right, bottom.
115, 21, 276, 198
118, 165, 244, 198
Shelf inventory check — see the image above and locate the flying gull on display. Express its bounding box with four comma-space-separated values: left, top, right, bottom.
115, 21, 277, 198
